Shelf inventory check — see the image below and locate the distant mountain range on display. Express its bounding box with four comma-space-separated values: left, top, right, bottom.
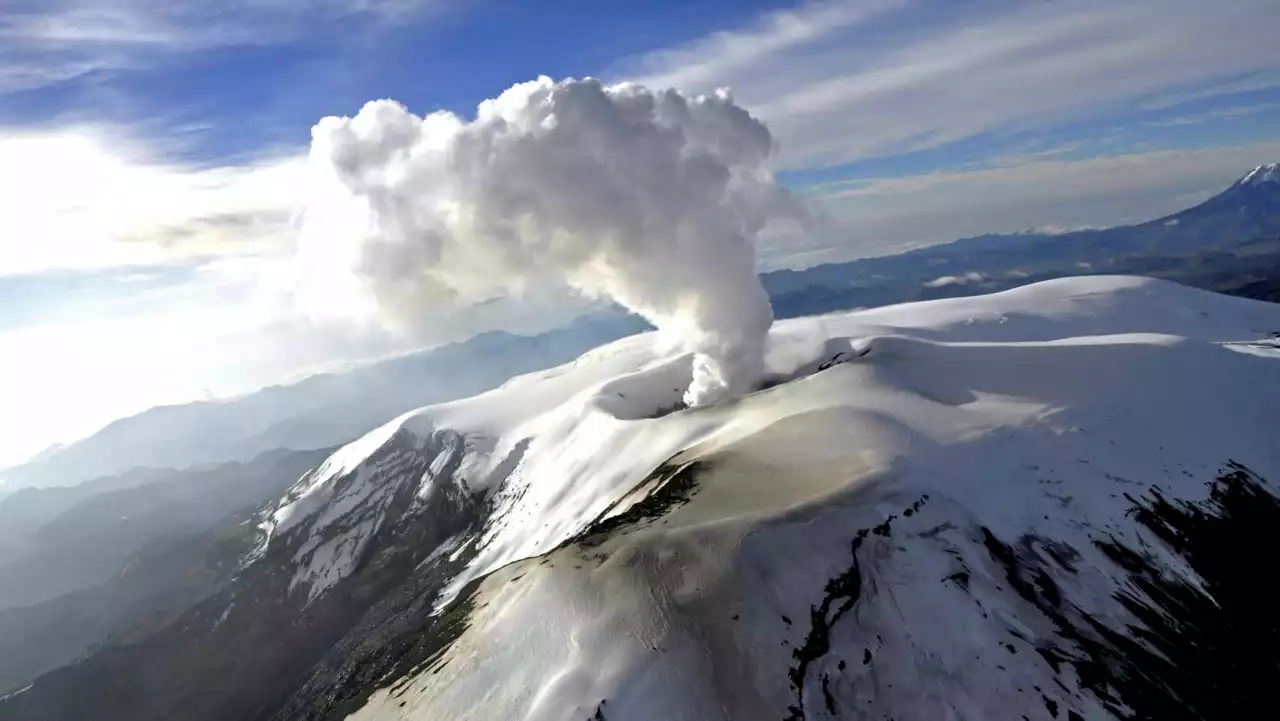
0, 447, 329, 695
763, 161, 1280, 315
0, 314, 648, 489
3, 163, 1277, 491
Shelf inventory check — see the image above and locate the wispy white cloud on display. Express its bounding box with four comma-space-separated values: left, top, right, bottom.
627, 0, 904, 93
618, 0, 1280, 169
1143, 72, 1280, 111
2, 7, 181, 46
2, 0, 449, 45
0, 0, 458, 93
0, 127, 306, 276
0, 59, 104, 93
1145, 101, 1280, 128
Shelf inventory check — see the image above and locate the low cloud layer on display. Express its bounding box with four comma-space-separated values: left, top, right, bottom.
300, 76, 804, 406
924, 272, 984, 288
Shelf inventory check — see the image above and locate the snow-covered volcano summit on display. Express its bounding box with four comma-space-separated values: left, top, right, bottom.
264, 275, 1280, 602
1240, 162, 1280, 186
6, 276, 1279, 721
265, 275, 1280, 721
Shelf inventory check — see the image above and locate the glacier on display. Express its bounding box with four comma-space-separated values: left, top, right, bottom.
247, 275, 1280, 721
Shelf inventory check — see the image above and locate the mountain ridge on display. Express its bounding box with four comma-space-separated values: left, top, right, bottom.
4, 275, 1278, 721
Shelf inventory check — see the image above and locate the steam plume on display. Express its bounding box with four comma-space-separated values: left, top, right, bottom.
300, 76, 802, 406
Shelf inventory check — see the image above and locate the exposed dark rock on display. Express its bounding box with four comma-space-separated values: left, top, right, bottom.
783, 495, 929, 721
983, 462, 1280, 721
569, 461, 703, 548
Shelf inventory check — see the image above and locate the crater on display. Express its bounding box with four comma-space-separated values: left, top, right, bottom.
593, 337, 872, 420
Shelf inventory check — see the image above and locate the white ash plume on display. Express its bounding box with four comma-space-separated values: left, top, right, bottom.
301, 76, 804, 406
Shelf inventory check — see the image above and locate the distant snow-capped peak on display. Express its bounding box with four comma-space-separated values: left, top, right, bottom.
1239, 162, 1280, 186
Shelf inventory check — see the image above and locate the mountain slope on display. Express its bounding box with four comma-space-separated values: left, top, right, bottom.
931, 161, 1280, 259
339, 276, 1280, 721
0, 466, 171, 567
0, 448, 331, 695
5, 276, 1279, 721
0, 448, 329, 611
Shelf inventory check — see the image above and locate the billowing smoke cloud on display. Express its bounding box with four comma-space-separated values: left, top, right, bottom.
300, 76, 803, 406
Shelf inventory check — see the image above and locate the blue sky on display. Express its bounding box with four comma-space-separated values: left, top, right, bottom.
1, 0, 1279, 464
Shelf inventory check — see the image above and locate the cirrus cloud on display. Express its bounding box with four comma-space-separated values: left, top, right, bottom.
0, 127, 307, 276
618, 0, 1280, 169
